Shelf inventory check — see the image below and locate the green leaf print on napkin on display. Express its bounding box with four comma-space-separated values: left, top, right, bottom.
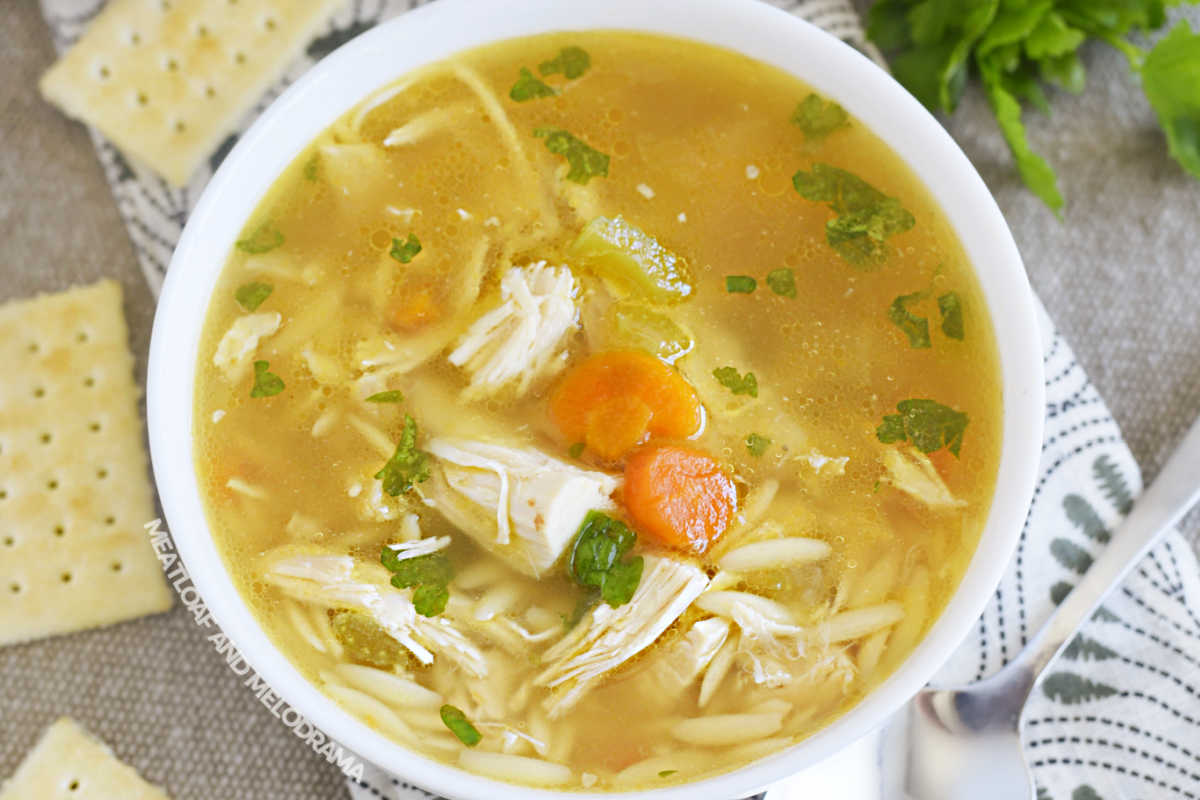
1041, 672, 1118, 705
1072, 786, 1104, 800
1061, 635, 1118, 662
1062, 495, 1110, 543
1051, 538, 1093, 574
1093, 454, 1134, 514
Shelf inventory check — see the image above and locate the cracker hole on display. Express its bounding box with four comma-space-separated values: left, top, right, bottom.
97, 468, 109, 480
174, 120, 187, 134
9, 583, 21, 595
127, 31, 141, 45
33, 386, 45, 398
104, 515, 116, 526
0, 489, 7, 500
97, 64, 111, 80
89, 422, 102, 433
27, 342, 39, 353
164, 56, 179, 72
160, 0, 171, 9
47, 479, 59, 491
135, 91, 149, 107
68, 779, 80, 791
76, 330, 89, 343
84, 376, 95, 387
3, 536, 14, 547
61, 572, 72, 584
195, 23, 210, 37
234, 51, 247, 65
264, 17, 277, 31
204, 85, 217, 99
39, 432, 51, 445
54, 525, 65, 538
111, 561, 124, 573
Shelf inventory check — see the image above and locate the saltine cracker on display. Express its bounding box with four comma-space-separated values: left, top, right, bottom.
40, 0, 348, 186
0, 718, 171, 800
0, 281, 172, 646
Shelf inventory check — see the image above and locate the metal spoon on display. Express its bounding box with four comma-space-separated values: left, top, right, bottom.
766, 412, 1200, 800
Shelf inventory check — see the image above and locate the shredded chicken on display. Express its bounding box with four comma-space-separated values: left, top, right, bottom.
427, 438, 620, 576
212, 311, 281, 383
448, 262, 579, 399
881, 447, 966, 509
535, 556, 709, 717
264, 548, 487, 678
645, 617, 731, 697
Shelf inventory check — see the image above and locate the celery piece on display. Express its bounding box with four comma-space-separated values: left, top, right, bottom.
570, 216, 694, 303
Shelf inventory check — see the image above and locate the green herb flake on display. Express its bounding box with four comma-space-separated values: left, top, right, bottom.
712, 366, 758, 398
746, 433, 771, 457
725, 275, 757, 294
374, 414, 431, 496
236, 222, 284, 255
330, 610, 412, 669
439, 704, 482, 746
766, 268, 797, 298
1141, 20, 1200, 181
302, 154, 319, 182
888, 292, 931, 348
568, 511, 644, 608
538, 46, 591, 79
249, 360, 284, 398
658, 770, 678, 778
381, 547, 453, 617
792, 164, 914, 268
235, 281, 273, 312
876, 398, 969, 457
568, 441, 586, 459
534, 128, 610, 185
510, 67, 557, 101
938, 291, 964, 340
365, 390, 404, 404
389, 233, 422, 264
791, 93, 850, 141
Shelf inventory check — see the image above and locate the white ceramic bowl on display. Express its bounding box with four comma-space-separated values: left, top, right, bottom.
147, 0, 1045, 797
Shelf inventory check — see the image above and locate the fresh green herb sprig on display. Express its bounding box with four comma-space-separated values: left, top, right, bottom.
510, 67, 556, 101
713, 366, 759, 398
236, 222, 284, 254
567, 511, 645, 609
381, 546, 453, 617
249, 360, 284, 398
791, 93, 851, 141
888, 289, 965, 347
365, 390, 404, 404
746, 433, 772, 456
792, 164, 915, 268
390, 233, 422, 264
867, 2, 1200, 212
235, 282, 273, 311
540, 46, 591, 79
535, 128, 610, 184
440, 704, 482, 746
375, 415, 430, 496
877, 398, 969, 456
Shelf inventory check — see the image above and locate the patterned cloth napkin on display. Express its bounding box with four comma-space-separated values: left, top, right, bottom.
37, 1, 1200, 799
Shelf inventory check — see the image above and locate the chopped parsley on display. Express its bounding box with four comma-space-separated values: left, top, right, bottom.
725, 275, 757, 294
236, 222, 284, 254
658, 770, 678, 778
365, 390, 404, 404
235, 281, 273, 312
791, 93, 850, 141
389, 233, 422, 264
888, 292, 931, 349
439, 704, 482, 746
538, 46, 591, 79
766, 268, 797, 298
374, 415, 430, 496
792, 164, 914, 268
534, 128, 609, 184
746, 433, 771, 457
877, 398, 969, 457
568, 441, 586, 459
713, 366, 758, 398
381, 546, 453, 617
509, 67, 556, 101
302, 153, 319, 182
568, 511, 644, 608
249, 360, 284, 398
938, 291, 964, 340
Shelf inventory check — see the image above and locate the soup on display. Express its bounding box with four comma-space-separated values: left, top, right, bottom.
194, 31, 1001, 790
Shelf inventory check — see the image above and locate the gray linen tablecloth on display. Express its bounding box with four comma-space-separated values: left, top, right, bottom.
2, 1, 1198, 797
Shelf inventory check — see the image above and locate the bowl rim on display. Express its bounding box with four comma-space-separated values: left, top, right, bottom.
147, 1, 1045, 798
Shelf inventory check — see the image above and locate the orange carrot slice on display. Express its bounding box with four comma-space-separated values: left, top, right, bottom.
550, 350, 702, 461
623, 444, 736, 554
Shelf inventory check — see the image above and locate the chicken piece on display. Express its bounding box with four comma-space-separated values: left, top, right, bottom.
645, 616, 731, 698
212, 311, 281, 383
534, 556, 709, 718
426, 438, 621, 577
263, 548, 487, 678
448, 262, 579, 399
881, 447, 966, 509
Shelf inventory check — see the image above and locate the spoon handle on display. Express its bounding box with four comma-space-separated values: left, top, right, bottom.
1014, 412, 1200, 682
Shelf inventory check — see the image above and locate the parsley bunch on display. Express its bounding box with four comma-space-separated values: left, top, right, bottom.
868, 1, 1200, 212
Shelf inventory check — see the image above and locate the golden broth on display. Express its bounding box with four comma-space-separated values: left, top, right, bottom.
194, 31, 1001, 790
